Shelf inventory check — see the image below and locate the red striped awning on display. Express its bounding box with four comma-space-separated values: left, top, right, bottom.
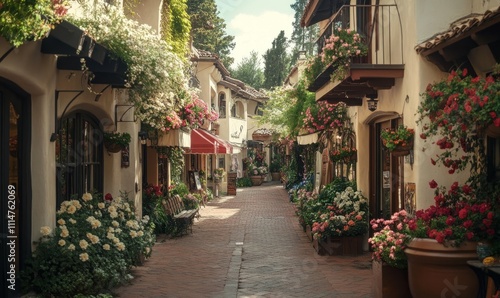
189, 129, 233, 154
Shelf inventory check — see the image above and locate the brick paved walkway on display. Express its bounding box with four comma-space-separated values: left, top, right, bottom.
113, 182, 373, 298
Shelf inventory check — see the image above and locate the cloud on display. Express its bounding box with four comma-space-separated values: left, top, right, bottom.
228, 11, 294, 68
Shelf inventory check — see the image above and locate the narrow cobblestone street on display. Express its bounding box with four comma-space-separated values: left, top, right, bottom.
113, 182, 373, 298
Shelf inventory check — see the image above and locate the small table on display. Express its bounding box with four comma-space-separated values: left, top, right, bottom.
467, 260, 500, 298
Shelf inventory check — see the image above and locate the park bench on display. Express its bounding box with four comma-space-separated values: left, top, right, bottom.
162, 194, 199, 235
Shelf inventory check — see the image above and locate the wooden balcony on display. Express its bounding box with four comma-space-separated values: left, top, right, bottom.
307, 4, 405, 104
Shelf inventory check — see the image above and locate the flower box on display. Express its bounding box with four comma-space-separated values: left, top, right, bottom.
372, 261, 411, 298
305, 225, 313, 242
250, 175, 262, 186
318, 235, 364, 256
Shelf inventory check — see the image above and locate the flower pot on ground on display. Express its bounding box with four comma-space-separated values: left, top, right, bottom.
372, 261, 411, 298
369, 210, 412, 298
311, 185, 368, 255
250, 175, 262, 186
405, 238, 478, 298
271, 172, 281, 181
318, 235, 364, 256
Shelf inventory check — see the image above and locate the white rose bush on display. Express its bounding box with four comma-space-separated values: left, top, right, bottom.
22, 192, 155, 296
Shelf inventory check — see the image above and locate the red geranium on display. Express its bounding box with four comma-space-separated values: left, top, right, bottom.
408, 181, 496, 246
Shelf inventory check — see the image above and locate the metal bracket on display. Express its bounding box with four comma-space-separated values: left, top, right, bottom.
50, 90, 84, 142
114, 104, 136, 131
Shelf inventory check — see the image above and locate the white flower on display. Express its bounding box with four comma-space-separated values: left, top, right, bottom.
130, 230, 137, 238
68, 244, 75, 251
69, 218, 77, 224
57, 219, 65, 226
103, 244, 111, 251
112, 220, 119, 227
79, 240, 89, 250
82, 193, 92, 202
115, 242, 125, 251
79, 253, 89, 262
58, 240, 66, 246
40, 226, 52, 236
66, 205, 77, 214
60, 228, 69, 238
98, 202, 105, 209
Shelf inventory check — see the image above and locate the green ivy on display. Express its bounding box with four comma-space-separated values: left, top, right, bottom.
0, 0, 67, 47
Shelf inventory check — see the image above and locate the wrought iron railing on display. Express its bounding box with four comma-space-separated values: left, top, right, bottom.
317, 4, 403, 65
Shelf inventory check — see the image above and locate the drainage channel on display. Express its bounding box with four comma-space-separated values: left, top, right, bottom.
223, 241, 244, 297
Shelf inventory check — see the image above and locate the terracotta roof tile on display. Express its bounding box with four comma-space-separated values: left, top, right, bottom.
415, 6, 500, 53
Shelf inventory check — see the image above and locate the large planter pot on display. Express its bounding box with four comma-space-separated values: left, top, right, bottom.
405, 238, 478, 298
318, 235, 364, 256
372, 261, 411, 298
271, 172, 281, 181
250, 175, 262, 186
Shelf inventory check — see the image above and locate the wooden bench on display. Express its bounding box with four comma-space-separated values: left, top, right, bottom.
162, 194, 199, 235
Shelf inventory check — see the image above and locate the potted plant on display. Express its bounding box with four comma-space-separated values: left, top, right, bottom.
403, 180, 498, 297
269, 158, 281, 181
408, 67, 500, 298
311, 185, 368, 256
213, 168, 225, 183
369, 210, 412, 298
247, 163, 262, 186
380, 125, 414, 156
329, 147, 357, 163
103, 131, 131, 153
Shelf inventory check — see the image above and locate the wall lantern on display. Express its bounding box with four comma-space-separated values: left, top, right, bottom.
148, 130, 159, 146
366, 93, 378, 112
138, 131, 148, 145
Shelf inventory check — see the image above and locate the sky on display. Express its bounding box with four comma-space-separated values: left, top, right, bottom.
214, 0, 296, 68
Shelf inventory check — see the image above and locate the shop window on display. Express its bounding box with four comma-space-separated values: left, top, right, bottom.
56, 112, 103, 206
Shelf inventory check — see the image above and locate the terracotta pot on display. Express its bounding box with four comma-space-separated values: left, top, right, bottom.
250, 175, 262, 186
372, 261, 411, 298
271, 172, 281, 181
405, 238, 478, 298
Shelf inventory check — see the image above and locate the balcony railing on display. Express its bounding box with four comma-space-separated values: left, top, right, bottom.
317, 4, 403, 66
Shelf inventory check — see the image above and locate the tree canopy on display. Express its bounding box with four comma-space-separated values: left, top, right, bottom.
262, 30, 290, 89
290, 0, 318, 65
230, 51, 264, 90
187, 0, 235, 66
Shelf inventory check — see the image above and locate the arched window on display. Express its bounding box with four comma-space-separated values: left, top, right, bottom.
56, 112, 103, 205
218, 92, 226, 118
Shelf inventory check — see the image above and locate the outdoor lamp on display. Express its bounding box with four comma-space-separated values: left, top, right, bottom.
138, 131, 148, 145
366, 94, 378, 112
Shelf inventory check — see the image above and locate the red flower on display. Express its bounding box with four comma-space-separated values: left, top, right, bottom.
458, 208, 468, 219
429, 179, 438, 189
463, 220, 473, 229
105, 193, 113, 202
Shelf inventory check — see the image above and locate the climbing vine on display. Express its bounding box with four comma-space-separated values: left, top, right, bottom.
161, 0, 191, 59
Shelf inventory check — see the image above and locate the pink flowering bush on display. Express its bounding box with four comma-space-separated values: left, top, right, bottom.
179, 94, 219, 129
301, 101, 349, 133
369, 210, 412, 269
321, 28, 368, 82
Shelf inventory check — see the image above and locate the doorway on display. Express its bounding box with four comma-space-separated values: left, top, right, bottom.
369, 118, 405, 220
0, 80, 31, 297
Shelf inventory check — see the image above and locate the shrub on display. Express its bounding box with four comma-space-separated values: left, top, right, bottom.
22, 192, 155, 297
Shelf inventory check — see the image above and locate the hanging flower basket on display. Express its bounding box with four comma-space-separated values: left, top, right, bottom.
104, 141, 124, 153
381, 126, 414, 156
